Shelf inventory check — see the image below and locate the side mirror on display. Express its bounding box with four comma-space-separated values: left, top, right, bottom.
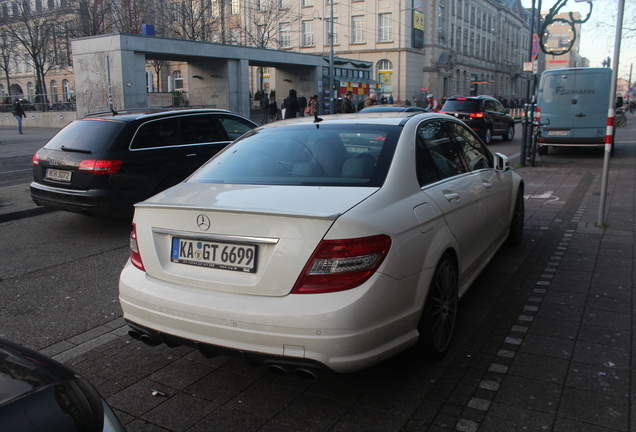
494, 153, 510, 172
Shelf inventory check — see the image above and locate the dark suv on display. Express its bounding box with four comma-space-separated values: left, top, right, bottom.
31, 109, 257, 217
440, 95, 515, 144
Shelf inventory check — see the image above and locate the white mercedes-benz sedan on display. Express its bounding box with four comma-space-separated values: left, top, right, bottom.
119, 113, 524, 379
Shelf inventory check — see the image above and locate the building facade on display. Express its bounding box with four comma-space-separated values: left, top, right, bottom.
1, 0, 533, 111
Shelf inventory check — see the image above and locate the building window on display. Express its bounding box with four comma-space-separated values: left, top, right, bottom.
51, 80, 58, 103
326, 17, 339, 45
378, 13, 392, 42
211, 0, 220, 16
279, 0, 290, 8
302, 20, 314, 46
456, 26, 461, 52
279, 22, 291, 48
27, 82, 34, 103
0, 84, 4, 100
173, 71, 183, 89
231, 0, 240, 14
457, 0, 462, 18
62, 79, 71, 101
302, 0, 312, 5
463, 30, 468, 55
378, 59, 392, 86
470, 31, 474, 56
170, 2, 179, 21
351, 16, 365, 44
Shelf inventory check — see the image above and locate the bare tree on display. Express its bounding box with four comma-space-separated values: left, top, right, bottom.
0, 1, 64, 105
0, 28, 14, 103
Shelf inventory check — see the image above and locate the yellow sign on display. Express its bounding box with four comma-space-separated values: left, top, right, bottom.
413, 11, 424, 31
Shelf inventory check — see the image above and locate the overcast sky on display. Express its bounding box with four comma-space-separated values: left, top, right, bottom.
521, 0, 635, 81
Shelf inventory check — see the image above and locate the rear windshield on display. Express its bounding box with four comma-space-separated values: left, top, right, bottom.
44, 119, 126, 152
188, 124, 402, 187
442, 100, 480, 112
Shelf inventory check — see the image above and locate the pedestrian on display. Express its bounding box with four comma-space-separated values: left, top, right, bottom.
380, 95, 388, 104
341, 91, 356, 113
426, 94, 440, 112
335, 97, 343, 113
298, 93, 308, 117
388, 94, 394, 104
309, 95, 319, 116
13, 98, 26, 134
404, 98, 411, 106
283, 89, 300, 119
260, 92, 270, 124
268, 95, 278, 121
364, 91, 377, 108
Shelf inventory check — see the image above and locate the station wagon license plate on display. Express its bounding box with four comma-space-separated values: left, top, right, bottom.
171, 237, 257, 273
546, 130, 569, 136
45, 168, 72, 182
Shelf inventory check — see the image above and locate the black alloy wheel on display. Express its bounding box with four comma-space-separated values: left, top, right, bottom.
502, 125, 515, 141
483, 127, 492, 145
416, 254, 458, 359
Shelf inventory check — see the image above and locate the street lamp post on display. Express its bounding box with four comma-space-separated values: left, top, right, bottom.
329, 0, 335, 114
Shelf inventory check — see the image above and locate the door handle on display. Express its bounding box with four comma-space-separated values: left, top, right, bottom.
443, 192, 460, 202
575, 113, 586, 118
483, 182, 492, 190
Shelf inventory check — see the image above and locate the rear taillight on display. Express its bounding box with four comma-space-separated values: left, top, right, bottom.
32, 153, 40, 165
79, 159, 123, 174
130, 224, 145, 271
292, 235, 391, 294
469, 112, 485, 118
534, 106, 541, 123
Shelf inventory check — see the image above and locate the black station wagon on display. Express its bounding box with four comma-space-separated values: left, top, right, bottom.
31, 109, 257, 217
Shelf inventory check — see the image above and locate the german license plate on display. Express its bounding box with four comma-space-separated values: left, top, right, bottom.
546, 130, 569, 136
45, 168, 72, 182
171, 237, 257, 273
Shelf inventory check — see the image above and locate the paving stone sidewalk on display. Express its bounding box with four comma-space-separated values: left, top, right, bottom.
4, 123, 635, 431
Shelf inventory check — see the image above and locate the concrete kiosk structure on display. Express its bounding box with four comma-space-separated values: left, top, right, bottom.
71, 33, 325, 118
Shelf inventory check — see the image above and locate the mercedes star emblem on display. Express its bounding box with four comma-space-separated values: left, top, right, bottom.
196, 214, 211, 231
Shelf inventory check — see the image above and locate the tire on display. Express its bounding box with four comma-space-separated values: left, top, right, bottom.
415, 254, 459, 359
502, 124, 515, 141
506, 187, 524, 247
615, 115, 626, 128
483, 127, 492, 145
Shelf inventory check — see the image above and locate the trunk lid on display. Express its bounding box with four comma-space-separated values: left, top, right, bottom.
134, 182, 378, 297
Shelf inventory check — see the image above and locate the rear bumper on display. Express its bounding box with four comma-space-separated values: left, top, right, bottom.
119, 261, 431, 373
30, 182, 138, 217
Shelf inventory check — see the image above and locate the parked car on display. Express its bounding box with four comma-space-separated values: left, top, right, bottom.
31, 109, 258, 218
119, 113, 524, 378
440, 95, 515, 144
358, 105, 429, 113
0, 337, 125, 432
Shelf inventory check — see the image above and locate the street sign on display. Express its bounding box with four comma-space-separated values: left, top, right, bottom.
523, 62, 533, 72
531, 34, 540, 60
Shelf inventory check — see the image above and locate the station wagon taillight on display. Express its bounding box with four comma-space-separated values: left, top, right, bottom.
469, 112, 485, 118
79, 159, 123, 174
292, 235, 391, 294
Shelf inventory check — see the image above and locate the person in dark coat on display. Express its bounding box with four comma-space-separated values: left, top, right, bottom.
283, 89, 300, 119
298, 93, 308, 117
268, 95, 278, 121
13, 99, 26, 134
